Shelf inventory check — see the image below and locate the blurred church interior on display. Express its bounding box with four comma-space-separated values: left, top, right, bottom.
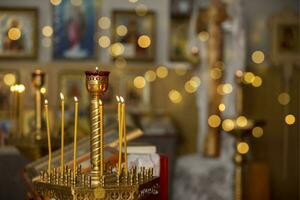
0, 0, 299, 199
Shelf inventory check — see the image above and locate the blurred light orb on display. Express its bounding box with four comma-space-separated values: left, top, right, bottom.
252, 76, 262, 87
243, 72, 255, 84
70, 0, 82, 6
252, 126, 263, 138
42, 26, 53, 37
156, 66, 168, 78
285, 114, 296, 125
223, 83, 233, 94
40, 87, 47, 94
222, 119, 235, 132
175, 66, 187, 76
210, 68, 222, 80
168, 90, 182, 104
191, 46, 199, 54
115, 57, 127, 68
278, 93, 290, 105
8, 28, 21, 40
116, 25, 128, 37
198, 31, 209, 42
208, 115, 221, 128
3, 73, 16, 86
50, 0, 62, 6
219, 103, 226, 112
236, 116, 248, 127
144, 70, 156, 82
185, 81, 197, 93
235, 70, 243, 78
190, 76, 201, 88
129, 0, 138, 2
110, 43, 124, 56
135, 4, 148, 16
138, 35, 151, 48
237, 142, 249, 154
252, 50, 265, 64
133, 76, 146, 89
98, 36, 111, 48
98, 17, 111, 29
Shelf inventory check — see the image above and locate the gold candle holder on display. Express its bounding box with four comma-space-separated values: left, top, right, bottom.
32, 69, 45, 140
85, 68, 109, 187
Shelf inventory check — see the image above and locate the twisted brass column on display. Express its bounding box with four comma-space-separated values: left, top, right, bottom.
85, 69, 109, 187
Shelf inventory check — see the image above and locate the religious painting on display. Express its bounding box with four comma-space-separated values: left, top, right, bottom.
112, 11, 156, 61
119, 74, 150, 112
170, 16, 189, 61
0, 69, 19, 119
53, 0, 95, 59
269, 10, 300, 65
0, 8, 37, 59
59, 71, 89, 112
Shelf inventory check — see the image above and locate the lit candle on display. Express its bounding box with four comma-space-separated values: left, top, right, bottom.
116, 96, 122, 176
44, 99, 52, 174
99, 99, 103, 176
73, 97, 79, 182
60, 93, 65, 173
18, 85, 25, 136
120, 96, 128, 176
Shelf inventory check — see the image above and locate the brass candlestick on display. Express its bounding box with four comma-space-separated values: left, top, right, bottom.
85, 68, 109, 187
32, 69, 45, 140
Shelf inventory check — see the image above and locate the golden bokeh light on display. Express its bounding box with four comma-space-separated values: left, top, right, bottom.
243, 72, 255, 84
252, 76, 262, 87
237, 142, 249, 154
110, 43, 124, 56
285, 114, 296, 125
185, 81, 197, 93
252, 50, 265, 64
219, 103, 226, 112
116, 25, 128, 37
98, 36, 111, 48
252, 126, 264, 138
198, 31, 209, 42
144, 70, 156, 82
98, 17, 111, 29
156, 66, 168, 78
168, 90, 182, 104
223, 83, 233, 94
70, 0, 82, 6
208, 115, 221, 128
222, 119, 235, 131
278, 92, 290, 105
50, 0, 62, 6
42, 26, 53, 37
135, 4, 148, 16
133, 76, 146, 89
8, 28, 21, 40
138, 35, 151, 48
115, 57, 127, 69
190, 76, 201, 88
40, 87, 47, 94
236, 116, 248, 127
3, 73, 16, 86
210, 68, 222, 80
175, 66, 187, 76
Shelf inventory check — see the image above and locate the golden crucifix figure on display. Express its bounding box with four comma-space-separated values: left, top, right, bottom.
203, 0, 228, 157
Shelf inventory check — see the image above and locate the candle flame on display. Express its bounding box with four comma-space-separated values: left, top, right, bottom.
74, 96, 78, 102
120, 96, 124, 103
60, 92, 64, 100
99, 99, 102, 105
96, 67, 99, 71
116, 96, 120, 102
45, 99, 48, 105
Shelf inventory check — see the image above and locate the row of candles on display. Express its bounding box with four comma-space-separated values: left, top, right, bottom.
44, 93, 128, 181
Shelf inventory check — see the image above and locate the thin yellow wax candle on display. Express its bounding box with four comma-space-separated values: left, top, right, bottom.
99, 100, 104, 176
44, 99, 52, 174
120, 97, 128, 176
60, 93, 65, 173
73, 97, 79, 182
116, 96, 122, 176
